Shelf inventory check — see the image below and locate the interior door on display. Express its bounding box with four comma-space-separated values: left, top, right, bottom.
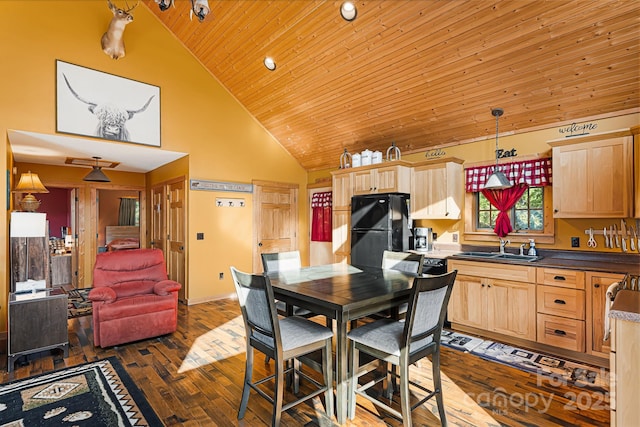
253, 181, 299, 273
150, 185, 165, 253
167, 179, 186, 302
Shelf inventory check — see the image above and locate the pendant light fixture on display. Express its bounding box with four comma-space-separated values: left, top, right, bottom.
482, 108, 512, 190
83, 156, 111, 183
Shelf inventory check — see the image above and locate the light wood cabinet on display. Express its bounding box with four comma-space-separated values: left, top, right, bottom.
610, 292, 640, 426
448, 260, 537, 340
331, 171, 353, 264
410, 158, 464, 219
351, 163, 411, 195
633, 125, 640, 218
548, 129, 633, 218
535, 267, 586, 352
586, 271, 625, 357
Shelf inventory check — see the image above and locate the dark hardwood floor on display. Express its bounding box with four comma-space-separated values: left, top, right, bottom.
1, 299, 609, 426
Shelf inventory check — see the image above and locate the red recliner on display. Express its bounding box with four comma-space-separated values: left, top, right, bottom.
88, 248, 182, 348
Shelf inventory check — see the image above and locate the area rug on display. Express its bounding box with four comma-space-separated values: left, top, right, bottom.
66, 287, 92, 318
0, 357, 162, 426
441, 330, 607, 391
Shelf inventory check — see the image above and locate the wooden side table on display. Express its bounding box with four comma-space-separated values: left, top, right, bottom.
7, 289, 69, 372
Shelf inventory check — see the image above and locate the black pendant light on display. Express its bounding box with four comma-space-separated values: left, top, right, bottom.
83, 156, 111, 182
482, 108, 512, 190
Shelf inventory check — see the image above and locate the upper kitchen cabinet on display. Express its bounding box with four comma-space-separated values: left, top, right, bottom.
633, 125, 640, 218
548, 129, 634, 218
331, 171, 353, 211
351, 162, 411, 195
411, 158, 464, 219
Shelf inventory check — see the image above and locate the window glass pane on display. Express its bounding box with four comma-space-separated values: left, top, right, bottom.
515, 210, 528, 230
530, 209, 543, 230
479, 195, 490, 210
478, 211, 491, 228
515, 191, 528, 209
529, 188, 543, 208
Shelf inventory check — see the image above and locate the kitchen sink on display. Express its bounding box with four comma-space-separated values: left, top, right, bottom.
455, 252, 541, 262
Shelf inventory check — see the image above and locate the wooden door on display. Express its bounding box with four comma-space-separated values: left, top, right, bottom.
332, 209, 351, 264
150, 185, 166, 253
487, 279, 536, 340
587, 271, 624, 357
167, 180, 186, 302
253, 181, 298, 273
332, 172, 352, 211
352, 169, 374, 195
447, 274, 486, 329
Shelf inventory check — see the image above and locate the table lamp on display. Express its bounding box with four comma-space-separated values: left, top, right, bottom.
13, 171, 49, 212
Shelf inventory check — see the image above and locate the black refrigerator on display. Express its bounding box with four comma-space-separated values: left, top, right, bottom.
350, 193, 410, 268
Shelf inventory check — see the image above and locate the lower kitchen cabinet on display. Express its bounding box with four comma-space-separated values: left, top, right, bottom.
587, 271, 625, 357
448, 260, 536, 341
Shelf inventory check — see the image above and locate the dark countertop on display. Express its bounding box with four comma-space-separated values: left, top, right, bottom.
443, 246, 640, 276
610, 290, 640, 323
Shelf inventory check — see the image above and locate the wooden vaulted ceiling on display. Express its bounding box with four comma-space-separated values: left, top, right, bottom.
145, 0, 640, 171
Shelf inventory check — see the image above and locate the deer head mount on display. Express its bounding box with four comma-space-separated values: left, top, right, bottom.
101, 0, 138, 60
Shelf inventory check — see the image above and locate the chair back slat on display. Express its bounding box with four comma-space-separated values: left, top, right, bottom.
261, 251, 301, 273
230, 267, 280, 347
381, 250, 424, 275
403, 270, 457, 352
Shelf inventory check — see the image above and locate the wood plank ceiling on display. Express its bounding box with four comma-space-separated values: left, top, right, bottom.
145, 0, 640, 171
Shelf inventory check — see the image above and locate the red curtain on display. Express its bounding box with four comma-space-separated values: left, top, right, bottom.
311, 191, 332, 242
481, 184, 528, 237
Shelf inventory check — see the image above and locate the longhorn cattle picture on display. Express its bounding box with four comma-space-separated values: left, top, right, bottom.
56, 60, 160, 146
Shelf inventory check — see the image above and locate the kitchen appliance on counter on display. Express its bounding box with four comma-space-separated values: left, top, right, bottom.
413, 227, 433, 252
351, 193, 410, 268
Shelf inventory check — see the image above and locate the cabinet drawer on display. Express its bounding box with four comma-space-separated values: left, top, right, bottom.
536, 268, 585, 289
537, 314, 585, 352
536, 285, 585, 320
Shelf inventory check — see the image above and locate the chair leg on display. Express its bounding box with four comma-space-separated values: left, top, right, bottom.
399, 358, 411, 427
348, 341, 358, 419
238, 346, 253, 419
273, 354, 285, 427
323, 339, 334, 419
432, 350, 447, 426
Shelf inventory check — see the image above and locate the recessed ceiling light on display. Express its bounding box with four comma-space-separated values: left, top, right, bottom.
340, 1, 357, 21
264, 57, 276, 71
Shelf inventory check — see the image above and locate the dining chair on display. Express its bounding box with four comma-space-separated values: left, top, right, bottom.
230, 266, 334, 427
347, 270, 457, 426
371, 250, 425, 319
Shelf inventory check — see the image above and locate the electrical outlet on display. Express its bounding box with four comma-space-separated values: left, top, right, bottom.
571, 237, 580, 247
219, 272, 224, 280
432, 232, 438, 241
452, 232, 458, 243
197, 232, 204, 240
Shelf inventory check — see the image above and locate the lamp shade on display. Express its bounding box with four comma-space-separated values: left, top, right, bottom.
13, 171, 49, 194
83, 166, 111, 182
482, 170, 512, 190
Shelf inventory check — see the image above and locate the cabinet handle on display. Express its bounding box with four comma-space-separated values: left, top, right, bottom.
554, 299, 566, 305
553, 276, 566, 281
554, 329, 567, 336
554, 209, 558, 213
594, 284, 600, 288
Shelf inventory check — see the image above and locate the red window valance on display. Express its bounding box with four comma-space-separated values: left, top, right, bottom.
465, 158, 552, 192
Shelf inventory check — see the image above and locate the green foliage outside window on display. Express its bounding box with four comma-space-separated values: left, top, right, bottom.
477, 187, 543, 231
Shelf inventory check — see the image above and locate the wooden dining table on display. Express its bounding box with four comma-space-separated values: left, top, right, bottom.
267, 263, 417, 424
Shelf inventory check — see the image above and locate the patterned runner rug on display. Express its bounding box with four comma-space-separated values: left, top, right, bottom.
66, 287, 92, 318
441, 330, 608, 391
0, 357, 162, 426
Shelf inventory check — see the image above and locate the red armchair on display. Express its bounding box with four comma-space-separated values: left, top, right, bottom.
88, 248, 181, 348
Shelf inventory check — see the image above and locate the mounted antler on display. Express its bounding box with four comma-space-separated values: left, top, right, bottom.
101, 0, 138, 60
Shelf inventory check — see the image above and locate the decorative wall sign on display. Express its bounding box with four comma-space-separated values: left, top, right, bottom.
56, 60, 161, 146
558, 121, 598, 137
496, 148, 518, 159
190, 179, 253, 193
425, 148, 446, 159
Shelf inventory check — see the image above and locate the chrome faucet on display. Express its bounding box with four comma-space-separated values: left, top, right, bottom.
519, 243, 526, 256
499, 238, 510, 254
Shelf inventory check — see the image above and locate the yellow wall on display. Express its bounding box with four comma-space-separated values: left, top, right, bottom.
0, 1, 308, 331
